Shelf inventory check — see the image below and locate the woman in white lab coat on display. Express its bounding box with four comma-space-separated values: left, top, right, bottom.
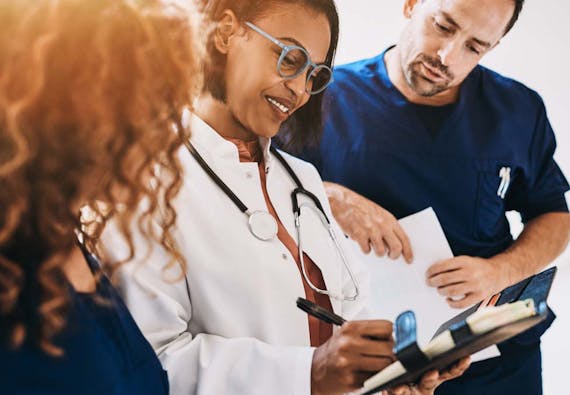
104, 1, 470, 394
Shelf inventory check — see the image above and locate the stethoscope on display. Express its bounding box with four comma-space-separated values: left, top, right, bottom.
184, 140, 359, 301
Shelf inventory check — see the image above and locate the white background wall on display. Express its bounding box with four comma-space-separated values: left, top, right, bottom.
333, 1, 569, 393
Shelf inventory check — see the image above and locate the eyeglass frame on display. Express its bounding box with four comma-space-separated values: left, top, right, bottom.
244, 21, 334, 95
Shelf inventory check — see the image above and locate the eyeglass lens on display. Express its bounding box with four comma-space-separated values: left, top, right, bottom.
279, 47, 332, 94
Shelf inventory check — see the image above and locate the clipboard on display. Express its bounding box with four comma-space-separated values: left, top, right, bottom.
356, 266, 557, 395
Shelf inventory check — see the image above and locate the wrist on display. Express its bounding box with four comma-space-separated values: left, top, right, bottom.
487, 254, 516, 290
310, 346, 326, 395
324, 182, 347, 212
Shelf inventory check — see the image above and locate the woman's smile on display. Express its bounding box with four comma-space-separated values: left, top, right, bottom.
266, 95, 293, 122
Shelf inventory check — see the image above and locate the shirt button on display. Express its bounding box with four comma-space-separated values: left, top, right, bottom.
246, 172, 253, 179
281, 253, 288, 260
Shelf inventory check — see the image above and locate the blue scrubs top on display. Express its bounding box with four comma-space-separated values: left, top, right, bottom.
296, 48, 569, 395
304, 49, 569, 260
0, 252, 169, 395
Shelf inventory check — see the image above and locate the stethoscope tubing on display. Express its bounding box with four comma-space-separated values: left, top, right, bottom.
185, 140, 359, 301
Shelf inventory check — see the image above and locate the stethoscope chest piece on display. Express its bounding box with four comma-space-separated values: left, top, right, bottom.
248, 210, 278, 241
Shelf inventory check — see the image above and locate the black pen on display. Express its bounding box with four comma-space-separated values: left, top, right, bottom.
296, 297, 347, 326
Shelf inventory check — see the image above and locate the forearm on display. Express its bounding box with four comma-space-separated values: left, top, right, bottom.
490, 212, 570, 287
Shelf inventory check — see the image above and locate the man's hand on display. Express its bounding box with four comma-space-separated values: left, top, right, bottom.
427, 212, 570, 309
384, 357, 471, 395
311, 320, 395, 395
324, 182, 413, 262
426, 256, 507, 308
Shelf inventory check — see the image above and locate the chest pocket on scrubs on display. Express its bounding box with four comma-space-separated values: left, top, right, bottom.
473, 160, 510, 241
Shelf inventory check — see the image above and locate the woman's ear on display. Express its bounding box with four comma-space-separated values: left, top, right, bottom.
214, 10, 240, 54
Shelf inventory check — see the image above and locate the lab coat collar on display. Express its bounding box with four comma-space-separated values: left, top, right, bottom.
182, 110, 273, 172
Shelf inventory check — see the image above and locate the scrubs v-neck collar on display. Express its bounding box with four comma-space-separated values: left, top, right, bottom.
376, 45, 479, 141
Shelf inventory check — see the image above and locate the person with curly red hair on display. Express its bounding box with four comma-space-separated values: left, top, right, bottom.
0, 0, 202, 393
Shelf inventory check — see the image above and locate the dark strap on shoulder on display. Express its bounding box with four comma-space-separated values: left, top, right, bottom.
76, 238, 102, 276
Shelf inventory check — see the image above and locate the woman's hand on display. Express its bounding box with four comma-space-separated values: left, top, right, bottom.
311, 320, 395, 395
384, 357, 471, 395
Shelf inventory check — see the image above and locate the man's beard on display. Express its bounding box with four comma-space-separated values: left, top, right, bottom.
404, 54, 453, 97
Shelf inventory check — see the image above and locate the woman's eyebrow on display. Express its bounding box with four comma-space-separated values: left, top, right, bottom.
277, 36, 327, 64
278, 36, 306, 49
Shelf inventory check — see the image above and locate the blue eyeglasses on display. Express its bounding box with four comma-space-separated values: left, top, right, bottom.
245, 22, 334, 95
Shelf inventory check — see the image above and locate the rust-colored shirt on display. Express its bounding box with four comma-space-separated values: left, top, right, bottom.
226, 137, 333, 347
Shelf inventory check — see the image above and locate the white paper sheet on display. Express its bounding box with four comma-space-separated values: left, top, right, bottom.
360, 208, 500, 362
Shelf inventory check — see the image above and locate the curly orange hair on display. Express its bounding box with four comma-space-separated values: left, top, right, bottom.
0, 0, 202, 355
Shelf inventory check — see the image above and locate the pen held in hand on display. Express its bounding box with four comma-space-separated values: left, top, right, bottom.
296, 297, 347, 326
297, 297, 394, 344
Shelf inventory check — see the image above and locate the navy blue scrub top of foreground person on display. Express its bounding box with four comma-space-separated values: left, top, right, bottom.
0, 250, 169, 395
287, 47, 569, 395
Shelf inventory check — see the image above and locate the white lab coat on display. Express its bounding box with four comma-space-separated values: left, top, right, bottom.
103, 116, 371, 395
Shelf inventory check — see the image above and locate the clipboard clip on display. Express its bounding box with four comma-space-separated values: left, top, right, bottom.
394, 311, 430, 371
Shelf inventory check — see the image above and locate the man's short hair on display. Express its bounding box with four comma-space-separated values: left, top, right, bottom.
505, 0, 525, 35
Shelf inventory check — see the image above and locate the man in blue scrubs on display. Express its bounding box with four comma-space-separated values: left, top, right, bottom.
283, 0, 570, 394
